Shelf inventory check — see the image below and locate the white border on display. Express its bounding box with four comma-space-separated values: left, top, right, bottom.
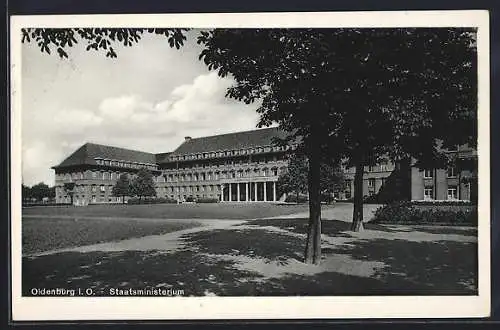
10, 10, 490, 320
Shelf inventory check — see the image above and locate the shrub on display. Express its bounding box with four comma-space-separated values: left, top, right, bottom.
371, 201, 477, 226
285, 194, 308, 203
410, 200, 475, 206
127, 197, 177, 205
196, 197, 219, 203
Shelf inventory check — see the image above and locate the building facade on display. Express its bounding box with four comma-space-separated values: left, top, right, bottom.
52, 127, 477, 205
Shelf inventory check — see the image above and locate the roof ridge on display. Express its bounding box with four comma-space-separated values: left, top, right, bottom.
85, 142, 155, 155
186, 126, 279, 141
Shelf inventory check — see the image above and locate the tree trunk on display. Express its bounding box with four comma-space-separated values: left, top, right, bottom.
351, 162, 364, 232
122, 196, 125, 204
296, 191, 299, 204
304, 144, 322, 265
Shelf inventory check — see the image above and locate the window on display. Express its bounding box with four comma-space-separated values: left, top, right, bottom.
380, 163, 388, 172
91, 195, 96, 203
368, 165, 374, 172
447, 166, 456, 178
100, 185, 105, 192
424, 169, 433, 178
368, 178, 375, 187
447, 186, 458, 200
424, 187, 434, 200
91, 185, 97, 192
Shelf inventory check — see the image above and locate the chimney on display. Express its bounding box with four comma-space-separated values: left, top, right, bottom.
184, 136, 192, 141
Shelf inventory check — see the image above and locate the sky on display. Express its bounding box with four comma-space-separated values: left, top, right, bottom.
21, 30, 262, 187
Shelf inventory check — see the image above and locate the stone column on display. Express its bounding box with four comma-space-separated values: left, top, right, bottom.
273, 181, 277, 201
237, 183, 240, 202
263, 181, 267, 202
254, 182, 258, 201
220, 184, 224, 202
229, 183, 232, 202
245, 182, 249, 202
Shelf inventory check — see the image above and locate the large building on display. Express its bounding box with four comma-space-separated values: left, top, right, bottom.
52, 127, 477, 205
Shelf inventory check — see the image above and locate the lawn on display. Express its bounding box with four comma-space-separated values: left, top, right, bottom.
21, 202, 478, 296
22, 202, 312, 220
22, 220, 478, 296
22, 217, 201, 255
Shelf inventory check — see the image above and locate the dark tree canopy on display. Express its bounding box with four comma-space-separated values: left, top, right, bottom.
22, 183, 55, 201
197, 28, 477, 257
197, 28, 476, 163
130, 169, 157, 200
112, 173, 131, 203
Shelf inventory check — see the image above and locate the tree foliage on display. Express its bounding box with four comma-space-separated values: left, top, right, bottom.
63, 182, 76, 205
196, 28, 476, 260
21, 28, 189, 58
277, 154, 309, 202
22, 183, 56, 202
278, 153, 345, 202
112, 174, 131, 204
130, 169, 157, 200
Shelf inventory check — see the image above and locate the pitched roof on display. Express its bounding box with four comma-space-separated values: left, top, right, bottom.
155, 152, 172, 163
169, 127, 288, 157
52, 143, 157, 169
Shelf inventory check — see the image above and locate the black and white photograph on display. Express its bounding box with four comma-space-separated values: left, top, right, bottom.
10, 11, 490, 320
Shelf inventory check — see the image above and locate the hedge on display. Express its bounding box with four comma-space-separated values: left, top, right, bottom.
371, 201, 477, 226
22, 202, 71, 207
127, 197, 177, 205
196, 198, 220, 203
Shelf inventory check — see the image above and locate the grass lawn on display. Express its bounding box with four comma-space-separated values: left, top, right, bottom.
22, 203, 312, 220
22, 217, 201, 255
23, 223, 477, 296
21, 202, 478, 296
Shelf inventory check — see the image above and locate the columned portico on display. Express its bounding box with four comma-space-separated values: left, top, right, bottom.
273, 182, 276, 202
219, 180, 278, 202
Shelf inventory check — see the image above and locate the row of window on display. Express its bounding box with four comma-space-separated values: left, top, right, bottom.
167, 168, 281, 182
168, 145, 292, 162
423, 185, 467, 200
344, 178, 385, 190
423, 167, 457, 179
341, 163, 392, 173
159, 185, 221, 194
94, 158, 157, 171
57, 171, 164, 182
57, 167, 284, 183
163, 155, 287, 170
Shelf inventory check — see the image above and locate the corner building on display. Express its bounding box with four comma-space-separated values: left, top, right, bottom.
52, 127, 477, 205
